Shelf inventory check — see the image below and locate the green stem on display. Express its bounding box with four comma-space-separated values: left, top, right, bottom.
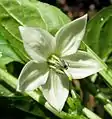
82, 107, 102, 119
82, 79, 112, 117
83, 42, 112, 87
96, 93, 110, 104
0, 68, 16, 88
83, 42, 112, 117
96, 93, 112, 116
26, 91, 65, 118
104, 103, 112, 117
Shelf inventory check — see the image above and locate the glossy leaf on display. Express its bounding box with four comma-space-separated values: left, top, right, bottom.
84, 6, 112, 59
99, 16, 112, 59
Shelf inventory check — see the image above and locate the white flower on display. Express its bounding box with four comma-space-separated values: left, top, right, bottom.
17, 14, 102, 111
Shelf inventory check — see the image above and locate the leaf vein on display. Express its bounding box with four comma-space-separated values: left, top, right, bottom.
0, 2, 24, 26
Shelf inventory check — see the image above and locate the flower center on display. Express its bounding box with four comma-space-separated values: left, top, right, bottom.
47, 54, 68, 74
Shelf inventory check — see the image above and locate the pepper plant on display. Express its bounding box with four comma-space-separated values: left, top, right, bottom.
0, 0, 112, 119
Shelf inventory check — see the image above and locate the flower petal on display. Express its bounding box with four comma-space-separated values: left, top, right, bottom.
19, 26, 56, 62
55, 14, 87, 57
62, 50, 102, 79
17, 60, 49, 91
41, 69, 69, 111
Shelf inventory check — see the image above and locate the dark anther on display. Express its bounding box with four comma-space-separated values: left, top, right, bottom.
64, 64, 68, 69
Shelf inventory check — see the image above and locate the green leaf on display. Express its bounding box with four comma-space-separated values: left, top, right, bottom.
0, 34, 22, 69
99, 16, 112, 60
84, 6, 112, 59
0, 83, 15, 96
0, 0, 70, 62
14, 99, 51, 119
35, 1, 70, 34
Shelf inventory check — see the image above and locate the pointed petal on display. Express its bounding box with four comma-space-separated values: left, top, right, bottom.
41, 70, 69, 111
19, 26, 56, 62
62, 50, 102, 79
17, 60, 49, 91
55, 14, 87, 57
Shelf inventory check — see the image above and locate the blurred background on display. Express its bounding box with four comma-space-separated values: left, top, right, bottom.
40, 0, 112, 19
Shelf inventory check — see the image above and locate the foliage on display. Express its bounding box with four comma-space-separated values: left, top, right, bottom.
84, 6, 112, 60
0, 0, 70, 63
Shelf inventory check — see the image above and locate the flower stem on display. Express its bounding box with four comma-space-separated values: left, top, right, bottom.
0, 68, 16, 88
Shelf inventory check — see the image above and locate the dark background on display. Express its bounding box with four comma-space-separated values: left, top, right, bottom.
40, 0, 112, 19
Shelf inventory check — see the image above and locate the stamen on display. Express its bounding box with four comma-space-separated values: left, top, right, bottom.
52, 55, 59, 61
47, 54, 69, 74
49, 65, 64, 74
